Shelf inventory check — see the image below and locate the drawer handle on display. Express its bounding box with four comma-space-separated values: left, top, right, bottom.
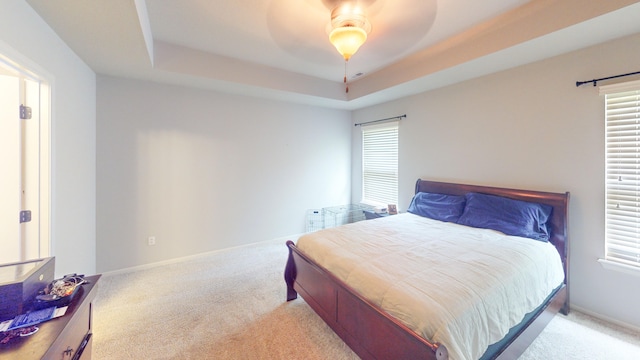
63, 346, 74, 357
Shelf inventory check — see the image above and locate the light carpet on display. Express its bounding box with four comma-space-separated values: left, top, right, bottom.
93, 239, 640, 359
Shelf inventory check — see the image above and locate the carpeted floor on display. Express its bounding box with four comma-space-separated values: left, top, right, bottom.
93, 239, 640, 359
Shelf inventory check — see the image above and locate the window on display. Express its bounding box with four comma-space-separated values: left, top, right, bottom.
362, 121, 398, 206
602, 80, 640, 270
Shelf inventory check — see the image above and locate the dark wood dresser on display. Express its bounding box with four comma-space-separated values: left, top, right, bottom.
0, 274, 100, 360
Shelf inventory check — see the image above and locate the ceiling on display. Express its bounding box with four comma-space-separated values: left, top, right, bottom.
25, 0, 640, 110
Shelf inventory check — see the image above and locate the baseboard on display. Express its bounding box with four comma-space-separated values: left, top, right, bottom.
100, 234, 304, 278
570, 304, 640, 333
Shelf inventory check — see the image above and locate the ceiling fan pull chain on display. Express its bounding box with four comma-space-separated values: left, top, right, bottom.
344, 60, 349, 93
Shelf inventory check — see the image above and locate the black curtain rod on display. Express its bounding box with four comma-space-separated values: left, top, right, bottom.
576, 70, 640, 87
354, 114, 406, 127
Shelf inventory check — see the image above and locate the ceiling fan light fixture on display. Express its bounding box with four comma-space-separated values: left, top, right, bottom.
329, 25, 367, 61
328, 3, 371, 61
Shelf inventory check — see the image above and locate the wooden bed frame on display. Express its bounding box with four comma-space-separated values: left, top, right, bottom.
285, 179, 569, 360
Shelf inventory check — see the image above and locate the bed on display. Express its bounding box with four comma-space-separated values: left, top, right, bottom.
284, 179, 569, 360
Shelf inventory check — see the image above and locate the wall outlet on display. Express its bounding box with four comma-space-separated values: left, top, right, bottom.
148, 236, 156, 246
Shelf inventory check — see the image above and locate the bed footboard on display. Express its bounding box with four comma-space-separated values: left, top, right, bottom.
284, 240, 298, 301
285, 240, 449, 360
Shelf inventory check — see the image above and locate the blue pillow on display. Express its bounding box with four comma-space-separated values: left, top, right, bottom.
456, 192, 553, 241
407, 192, 466, 222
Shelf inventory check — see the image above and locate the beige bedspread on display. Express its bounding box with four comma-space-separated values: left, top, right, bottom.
296, 213, 565, 360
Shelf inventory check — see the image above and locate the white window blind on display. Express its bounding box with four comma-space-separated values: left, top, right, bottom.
362, 121, 398, 206
602, 80, 640, 268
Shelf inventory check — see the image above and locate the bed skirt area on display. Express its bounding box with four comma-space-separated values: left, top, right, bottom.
480, 284, 566, 359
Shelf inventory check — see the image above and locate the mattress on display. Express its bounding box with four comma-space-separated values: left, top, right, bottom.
296, 213, 565, 360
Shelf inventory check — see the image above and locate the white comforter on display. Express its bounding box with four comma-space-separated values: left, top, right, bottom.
296, 213, 565, 360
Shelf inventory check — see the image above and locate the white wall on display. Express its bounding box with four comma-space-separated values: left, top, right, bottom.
0, 1, 96, 277
96, 76, 351, 272
352, 33, 640, 329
